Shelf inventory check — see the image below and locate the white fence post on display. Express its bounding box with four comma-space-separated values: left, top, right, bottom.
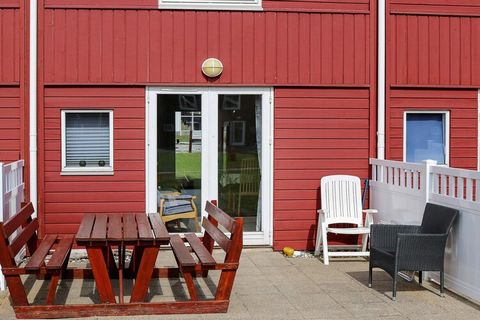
421, 160, 437, 204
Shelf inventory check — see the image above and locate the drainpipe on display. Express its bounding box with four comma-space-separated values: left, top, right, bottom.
377, 0, 386, 160
29, 0, 38, 213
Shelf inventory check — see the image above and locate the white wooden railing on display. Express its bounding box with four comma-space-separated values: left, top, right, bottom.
0, 160, 25, 290
370, 158, 480, 302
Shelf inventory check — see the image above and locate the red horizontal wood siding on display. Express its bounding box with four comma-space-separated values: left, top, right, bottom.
42, 9, 370, 86
0, 87, 21, 162
390, 0, 480, 16
273, 87, 371, 250
41, 87, 146, 234
0, 7, 21, 84
387, 89, 478, 170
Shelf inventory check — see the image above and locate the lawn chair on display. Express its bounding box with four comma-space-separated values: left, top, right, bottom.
314, 175, 377, 265
368, 203, 458, 300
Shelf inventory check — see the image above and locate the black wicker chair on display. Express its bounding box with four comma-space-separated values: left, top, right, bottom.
368, 203, 458, 300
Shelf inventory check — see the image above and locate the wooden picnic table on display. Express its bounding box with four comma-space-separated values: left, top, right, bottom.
75, 212, 169, 304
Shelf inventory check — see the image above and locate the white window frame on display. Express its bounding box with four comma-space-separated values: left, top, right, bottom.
158, 0, 262, 11
403, 110, 450, 166
61, 110, 114, 175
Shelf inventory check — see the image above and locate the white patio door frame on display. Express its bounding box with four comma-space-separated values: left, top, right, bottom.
145, 87, 273, 246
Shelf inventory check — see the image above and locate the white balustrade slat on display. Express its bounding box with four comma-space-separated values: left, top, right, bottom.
458, 177, 464, 200
466, 178, 473, 201
449, 176, 456, 198
441, 175, 447, 196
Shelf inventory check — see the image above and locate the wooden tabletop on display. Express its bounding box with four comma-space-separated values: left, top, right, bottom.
76, 213, 169, 245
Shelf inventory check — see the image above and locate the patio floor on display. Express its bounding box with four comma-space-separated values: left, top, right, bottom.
0, 248, 479, 319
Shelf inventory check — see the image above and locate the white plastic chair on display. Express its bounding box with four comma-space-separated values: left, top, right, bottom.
314, 175, 377, 265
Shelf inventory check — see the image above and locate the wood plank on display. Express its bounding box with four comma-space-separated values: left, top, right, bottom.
25, 235, 57, 271
170, 234, 195, 267
90, 214, 108, 241
148, 213, 169, 242
86, 246, 116, 303
13, 300, 229, 318
9, 219, 39, 257
3, 202, 34, 237
205, 202, 235, 233
47, 235, 74, 270
202, 219, 231, 253
75, 213, 95, 242
130, 246, 159, 303
184, 233, 216, 267
107, 214, 123, 241
123, 214, 137, 241
135, 213, 153, 241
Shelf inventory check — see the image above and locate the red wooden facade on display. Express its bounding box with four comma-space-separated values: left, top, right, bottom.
33, 0, 378, 250
0, 0, 27, 165
386, 0, 480, 169
3, 0, 479, 251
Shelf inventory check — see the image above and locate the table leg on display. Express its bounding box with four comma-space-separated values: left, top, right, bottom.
86, 246, 116, 304
130, 246, 159, 303
118, 245, 124, 304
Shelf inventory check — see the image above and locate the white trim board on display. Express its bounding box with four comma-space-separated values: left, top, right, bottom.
403, 110, 450, 166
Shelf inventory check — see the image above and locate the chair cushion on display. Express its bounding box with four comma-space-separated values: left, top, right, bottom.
163, 200, 194, 216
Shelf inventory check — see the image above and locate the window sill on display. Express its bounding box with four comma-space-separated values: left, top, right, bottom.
158, 2, 262, 11
61, 170, 114, 176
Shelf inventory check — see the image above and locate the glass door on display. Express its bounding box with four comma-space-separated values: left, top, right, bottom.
146, 87, 272, 245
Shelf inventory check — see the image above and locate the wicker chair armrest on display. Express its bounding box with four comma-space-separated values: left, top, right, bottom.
396, 233, 449, 270
370, 224, 421, 251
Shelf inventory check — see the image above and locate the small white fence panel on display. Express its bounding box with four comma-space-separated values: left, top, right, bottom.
370, 158, 480, 302
0, 160, 25, 290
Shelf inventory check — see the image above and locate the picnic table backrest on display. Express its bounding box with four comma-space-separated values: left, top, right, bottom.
203, 201, 243, 264
0, 202, 38, 268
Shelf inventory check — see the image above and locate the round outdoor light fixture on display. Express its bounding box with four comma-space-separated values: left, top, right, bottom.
201, 58, 223, 78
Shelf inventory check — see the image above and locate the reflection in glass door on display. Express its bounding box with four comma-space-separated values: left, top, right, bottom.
218, 95, 262, 232
157, 94, 202, 233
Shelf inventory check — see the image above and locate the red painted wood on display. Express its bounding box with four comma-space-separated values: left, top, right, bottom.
43, 9, 371, 86
0, 10, 18, 83
273, 87, 371, 250
386, 88, 478, 170
390, 12, 480, 87
41, 87, 145, 232
0, 87, 21, 162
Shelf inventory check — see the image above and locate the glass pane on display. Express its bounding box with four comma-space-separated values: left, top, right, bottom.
218, 95, 262, 232
406, 113, 445, 164
157, 95, 202, 232
65, 112, 110, 168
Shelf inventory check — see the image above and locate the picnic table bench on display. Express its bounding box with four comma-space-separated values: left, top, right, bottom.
0, 203, 74, 312
1, 201, 243, 319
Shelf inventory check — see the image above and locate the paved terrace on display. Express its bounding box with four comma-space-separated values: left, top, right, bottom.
0, 248, 478, 320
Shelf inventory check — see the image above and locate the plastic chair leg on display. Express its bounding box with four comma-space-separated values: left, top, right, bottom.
322, 226, 329, 265
314, 222, 323, 256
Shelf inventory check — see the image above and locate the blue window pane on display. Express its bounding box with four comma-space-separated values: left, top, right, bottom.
406, 114, 445, 164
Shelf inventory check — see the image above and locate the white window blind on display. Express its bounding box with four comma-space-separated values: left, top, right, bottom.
63, 111, 113, 171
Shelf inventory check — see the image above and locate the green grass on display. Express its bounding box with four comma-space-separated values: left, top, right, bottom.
176, 152, 201, 180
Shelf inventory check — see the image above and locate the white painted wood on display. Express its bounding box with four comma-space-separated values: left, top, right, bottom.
145, 87, 273, 246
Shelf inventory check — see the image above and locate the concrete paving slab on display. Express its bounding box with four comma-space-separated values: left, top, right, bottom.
0, 249, 479, 320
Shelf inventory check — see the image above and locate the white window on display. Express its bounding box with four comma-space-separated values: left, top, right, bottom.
158, 0, 262, 11
61, 110, 114, 174
404, 111, 449, 165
